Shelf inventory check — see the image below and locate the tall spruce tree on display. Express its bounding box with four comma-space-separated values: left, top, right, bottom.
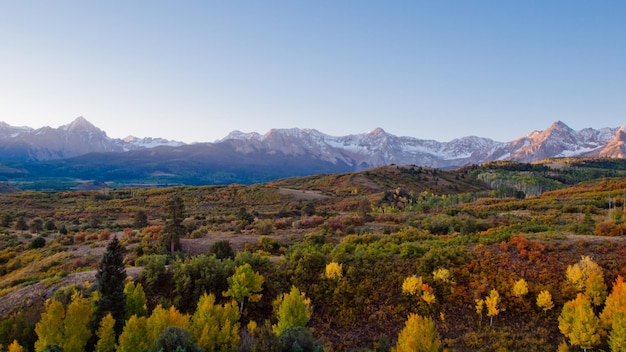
162, 195, 185, 253
95, 237, 127, 337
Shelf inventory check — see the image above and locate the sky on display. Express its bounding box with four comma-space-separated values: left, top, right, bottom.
0, 1, 624, 143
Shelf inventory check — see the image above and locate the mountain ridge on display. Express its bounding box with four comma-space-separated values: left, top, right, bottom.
0, 117, 624, 189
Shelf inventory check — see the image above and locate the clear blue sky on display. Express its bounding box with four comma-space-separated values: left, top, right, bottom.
1, 1, 624, 143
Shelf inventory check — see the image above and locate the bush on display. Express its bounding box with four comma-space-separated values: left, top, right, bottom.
209, 240, 235, 260
30, 236, 46, 249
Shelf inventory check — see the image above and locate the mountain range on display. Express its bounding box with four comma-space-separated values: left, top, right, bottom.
0, 117, 624, 188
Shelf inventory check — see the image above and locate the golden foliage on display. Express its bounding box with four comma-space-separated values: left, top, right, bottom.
325, 262, 343, 280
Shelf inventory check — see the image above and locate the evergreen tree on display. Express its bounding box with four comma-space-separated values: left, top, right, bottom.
134, 210, 148, 229
162, 195, 185, 253
95, 237, 127, 337
150, 327, 201, 352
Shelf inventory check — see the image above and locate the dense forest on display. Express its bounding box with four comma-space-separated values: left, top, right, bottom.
1, 159, 626, 351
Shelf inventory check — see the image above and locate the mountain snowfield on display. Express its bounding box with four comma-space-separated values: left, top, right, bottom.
0, 117, 624, 169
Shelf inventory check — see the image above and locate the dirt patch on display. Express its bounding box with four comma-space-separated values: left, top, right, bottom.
278, 188, 329, 200
0, 267, 142, 318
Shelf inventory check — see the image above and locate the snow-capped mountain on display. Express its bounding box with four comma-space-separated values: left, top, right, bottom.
0, 117, 183, 161
0, 117, 623, 169
218, 121, 625, 169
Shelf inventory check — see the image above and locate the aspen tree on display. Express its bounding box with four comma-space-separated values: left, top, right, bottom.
94, 313, 116, 352
601, 276, 626, 329
7, 340, 24, 352
558, 293, 601, 352
191, 293, 240, 351
512, 278, 529, 298
485, 289, 501, 326
224, 263, 264, 314
394, 313, 441, 352
34, 300, 65, 352
536, 290, 554, 312
273, 286, 312, 336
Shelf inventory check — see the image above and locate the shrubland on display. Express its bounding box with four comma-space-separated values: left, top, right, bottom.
0, 159, 626, 351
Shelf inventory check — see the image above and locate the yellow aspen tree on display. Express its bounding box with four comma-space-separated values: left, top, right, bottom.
609, 312, 626, 352
272, 286, 312, 336
223, 263, 264, 314
34, 299, 65, 352
432, 268, 452, 284
566, 255, 604, 294
7, 340, 24, 352
191, 293, 240, 352
402, 276, 423, 296
558, 293, 601, 352
324, 262, 343, 280
95, 313, 117, 352
601, 276, 626, 330
512, 278, 529, 298
62, 291, 93, 352
485, 289, 501, 326
536, 290, 554, 312
475, 298, 485, 324
146, 304, 190, 346
394, 313, 441, 352
117, 315, 150, 352
124, 281, 148, 318
584, 270, 607, 308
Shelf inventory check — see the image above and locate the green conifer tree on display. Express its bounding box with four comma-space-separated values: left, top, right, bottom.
95, 237, 127, 337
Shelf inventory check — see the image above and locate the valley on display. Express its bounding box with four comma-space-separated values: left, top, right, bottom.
1, 160, 626, 351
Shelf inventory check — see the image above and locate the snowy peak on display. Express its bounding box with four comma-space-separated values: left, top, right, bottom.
0, 117, 185, 161
0, 118, 623, 168
218, 121, 625, 169
60, 116, 100, 133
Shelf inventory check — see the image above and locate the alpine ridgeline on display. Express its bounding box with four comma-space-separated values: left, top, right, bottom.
0, 118, 624, 169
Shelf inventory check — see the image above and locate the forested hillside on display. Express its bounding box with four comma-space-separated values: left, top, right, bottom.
1, 160, 626, 351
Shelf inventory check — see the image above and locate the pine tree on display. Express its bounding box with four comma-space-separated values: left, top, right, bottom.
162, 195, 185, 253
95, 237, 127, 337
394, 313, 441, 352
